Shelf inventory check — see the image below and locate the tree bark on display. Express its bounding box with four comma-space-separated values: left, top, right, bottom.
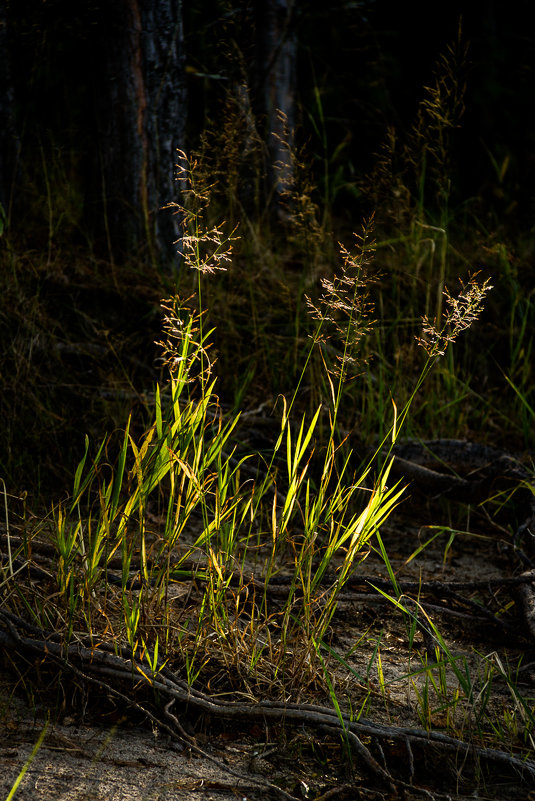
0, 0, 20, 224
254, 0, 297, 206
95, 0, 185, 266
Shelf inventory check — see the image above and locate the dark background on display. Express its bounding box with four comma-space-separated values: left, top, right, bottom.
3, 0, 535, 247
1, 0, 534, 493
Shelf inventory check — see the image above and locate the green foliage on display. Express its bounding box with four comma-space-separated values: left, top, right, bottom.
1, 22, 535, 782
1, 157, 495, 713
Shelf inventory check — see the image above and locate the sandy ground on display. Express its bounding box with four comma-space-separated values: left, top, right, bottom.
1, 693, 282, 801
3, 488, 535, 801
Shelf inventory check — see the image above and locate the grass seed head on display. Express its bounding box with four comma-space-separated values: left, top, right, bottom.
306, 216, 377, 381
417, 273, 493, 358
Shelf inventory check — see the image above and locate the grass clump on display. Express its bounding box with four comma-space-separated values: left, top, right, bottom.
3, 36, 535, 796
1, 164, 493, 708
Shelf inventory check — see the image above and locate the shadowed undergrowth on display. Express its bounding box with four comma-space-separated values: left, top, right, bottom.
2, 43, 535, 798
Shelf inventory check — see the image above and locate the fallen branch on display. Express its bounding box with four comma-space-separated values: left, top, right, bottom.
2, 609, 534, 797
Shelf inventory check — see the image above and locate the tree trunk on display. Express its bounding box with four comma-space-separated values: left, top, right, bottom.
96, 0, 185, 266
254, 0, 297, 207
0, 0, 20, 225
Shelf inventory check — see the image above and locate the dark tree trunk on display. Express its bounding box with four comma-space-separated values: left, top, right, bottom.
95, 0, 185, 266
254, 0, 297, 206
0, 0, 20, 224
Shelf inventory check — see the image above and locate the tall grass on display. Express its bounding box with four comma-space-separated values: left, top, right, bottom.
2, 149, 493, 703
3, 36, 532, 773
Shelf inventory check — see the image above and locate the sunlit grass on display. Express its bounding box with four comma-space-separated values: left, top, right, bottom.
2, 39, 534, 789
1, 167, 496, 715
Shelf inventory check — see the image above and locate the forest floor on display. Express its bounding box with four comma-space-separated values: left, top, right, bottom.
1, 250, 534, 800
2, 479, 535, 801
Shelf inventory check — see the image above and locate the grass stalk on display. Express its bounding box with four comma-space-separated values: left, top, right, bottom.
5, 720, 49, 801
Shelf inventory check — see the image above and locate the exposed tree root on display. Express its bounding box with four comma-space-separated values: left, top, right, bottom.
2, 608, 534, 800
